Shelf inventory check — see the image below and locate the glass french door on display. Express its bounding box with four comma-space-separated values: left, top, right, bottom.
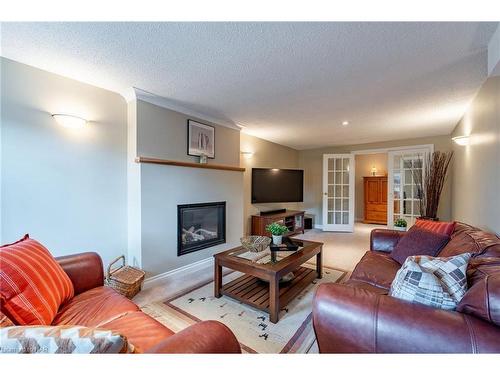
322, 154, 355, 232
388, 147, 432, 228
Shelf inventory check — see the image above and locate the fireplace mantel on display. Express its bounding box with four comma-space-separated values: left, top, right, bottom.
135, 156, 245, 172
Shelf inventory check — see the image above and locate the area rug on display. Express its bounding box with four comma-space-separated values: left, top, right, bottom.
141, 264, 346, 353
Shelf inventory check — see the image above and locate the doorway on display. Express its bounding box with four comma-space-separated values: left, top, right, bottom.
355, 153, 388, 225
322, 144, 433, 232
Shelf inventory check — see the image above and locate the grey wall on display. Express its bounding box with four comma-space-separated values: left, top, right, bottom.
137, 100, 240, 165
1, 58, 127, 266
298, 135, 453, 226
133, 100, 244, 276
141, 165, 243, 275
451, 76, 500, 234
240, 133, 300, 234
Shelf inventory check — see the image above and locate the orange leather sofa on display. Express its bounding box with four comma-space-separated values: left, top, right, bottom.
53, 252, 241, 353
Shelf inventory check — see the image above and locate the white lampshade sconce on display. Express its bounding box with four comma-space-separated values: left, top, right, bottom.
241, 151, 254, 159
52, 114, 88, 129
452, 135, 470, 146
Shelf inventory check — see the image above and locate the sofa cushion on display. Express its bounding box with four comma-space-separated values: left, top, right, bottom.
344, 279, 390, 295
389, 253, 471, 310
457, 259, 500, 327
99, 311, 174, 353
390, 226, 449, 265
52, 286, 138, 326
350, 251, 400, 290
0, 325, 134, 354
0, 235, 75, 325
438, 222, 500, 258
414, 218, 455, 236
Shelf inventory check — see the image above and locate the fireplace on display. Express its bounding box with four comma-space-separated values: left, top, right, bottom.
177, 201, 226, 256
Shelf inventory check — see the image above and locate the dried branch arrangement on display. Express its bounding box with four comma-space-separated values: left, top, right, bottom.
413, 151, 454, 220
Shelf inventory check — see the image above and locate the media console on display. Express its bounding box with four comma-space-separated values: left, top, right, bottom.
251, 210, 305, 237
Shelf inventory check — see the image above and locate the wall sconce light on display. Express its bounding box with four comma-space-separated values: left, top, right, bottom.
241, 151, 254, 159
452, 135, 470, 146
52, 114, 88, 129
371, 166, 377, 176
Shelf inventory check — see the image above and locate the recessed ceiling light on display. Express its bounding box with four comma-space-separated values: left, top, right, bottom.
342, 121, 349, 126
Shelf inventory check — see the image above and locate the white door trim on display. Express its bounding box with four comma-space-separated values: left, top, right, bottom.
350, 144, 435, 155
322, 154, 355, 232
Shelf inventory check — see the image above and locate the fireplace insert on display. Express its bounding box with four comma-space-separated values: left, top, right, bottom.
177, 201, 226, 256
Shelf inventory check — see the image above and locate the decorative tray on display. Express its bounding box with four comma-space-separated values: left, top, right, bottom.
269, 236, 300, 252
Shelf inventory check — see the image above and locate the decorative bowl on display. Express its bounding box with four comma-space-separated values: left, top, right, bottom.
240, 236, 271, 253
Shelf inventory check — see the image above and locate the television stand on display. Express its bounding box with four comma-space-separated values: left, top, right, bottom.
251, 210, 305, 237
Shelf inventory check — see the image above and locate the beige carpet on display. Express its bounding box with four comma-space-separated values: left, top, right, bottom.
142, 265, 346, 353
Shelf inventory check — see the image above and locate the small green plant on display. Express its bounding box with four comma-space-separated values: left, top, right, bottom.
394, 218, 407, 228
266, 222, 288, 236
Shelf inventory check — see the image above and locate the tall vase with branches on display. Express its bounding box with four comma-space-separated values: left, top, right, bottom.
413, 151, 453, 220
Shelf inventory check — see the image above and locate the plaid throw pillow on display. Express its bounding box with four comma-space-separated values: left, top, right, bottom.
0, 325, 135, 354
389, 253, 471, 310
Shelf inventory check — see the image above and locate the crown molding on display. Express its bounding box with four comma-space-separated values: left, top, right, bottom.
120, 87, 242, 131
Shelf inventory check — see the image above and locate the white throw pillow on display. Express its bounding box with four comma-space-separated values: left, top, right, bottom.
389, 252, 471, 310
0, 325, 134, 354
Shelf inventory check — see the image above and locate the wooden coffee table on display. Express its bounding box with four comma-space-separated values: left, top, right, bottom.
213, 238, 323, 323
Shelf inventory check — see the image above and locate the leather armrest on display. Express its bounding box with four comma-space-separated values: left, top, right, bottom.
56, 252, 104, 295
145, 320, 241, 354
312, 283, 500, 353
370, 229, 405, 253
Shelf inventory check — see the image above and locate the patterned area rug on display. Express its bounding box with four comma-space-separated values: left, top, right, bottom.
142, 264, 346, 353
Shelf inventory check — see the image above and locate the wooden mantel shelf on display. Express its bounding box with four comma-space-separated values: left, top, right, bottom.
135, 156, 246, 172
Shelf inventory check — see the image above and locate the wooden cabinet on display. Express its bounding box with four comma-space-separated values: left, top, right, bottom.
363, 176, 387, 224
251, 210, 305, 236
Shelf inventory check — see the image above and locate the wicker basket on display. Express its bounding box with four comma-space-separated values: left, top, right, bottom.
106, 255, 145, 299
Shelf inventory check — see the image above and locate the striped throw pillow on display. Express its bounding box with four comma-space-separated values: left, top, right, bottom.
414, 218, 455, 236
0, 235, 74, 325
0, 313, 14, 327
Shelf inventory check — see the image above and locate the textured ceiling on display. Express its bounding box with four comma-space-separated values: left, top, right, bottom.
1, 22, 498, 149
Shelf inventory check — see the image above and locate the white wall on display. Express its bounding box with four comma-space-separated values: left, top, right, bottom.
451, 76, 500, 234
1, 58, 128, 266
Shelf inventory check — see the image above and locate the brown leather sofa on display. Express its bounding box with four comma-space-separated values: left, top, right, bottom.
54, 252, 241, 353
313, 222, 500, 353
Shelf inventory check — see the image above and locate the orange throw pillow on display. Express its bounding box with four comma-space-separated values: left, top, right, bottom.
0, 235, 74, 325
414, 218, 456, 236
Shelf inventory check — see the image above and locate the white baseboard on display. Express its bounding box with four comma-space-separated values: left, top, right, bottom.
142, 256, 214, 290
314, 224, 323, 230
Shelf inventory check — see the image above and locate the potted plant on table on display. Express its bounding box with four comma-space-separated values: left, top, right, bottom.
394, 218, 407, 232
265, 222, 289, 245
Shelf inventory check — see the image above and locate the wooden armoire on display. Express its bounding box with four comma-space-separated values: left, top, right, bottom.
363, 176, 388, 224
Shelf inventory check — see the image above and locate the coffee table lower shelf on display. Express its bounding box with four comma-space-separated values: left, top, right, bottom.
220, 266, 317, 316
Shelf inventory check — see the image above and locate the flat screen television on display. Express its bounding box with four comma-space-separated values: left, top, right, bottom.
251, 168, 304, 203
